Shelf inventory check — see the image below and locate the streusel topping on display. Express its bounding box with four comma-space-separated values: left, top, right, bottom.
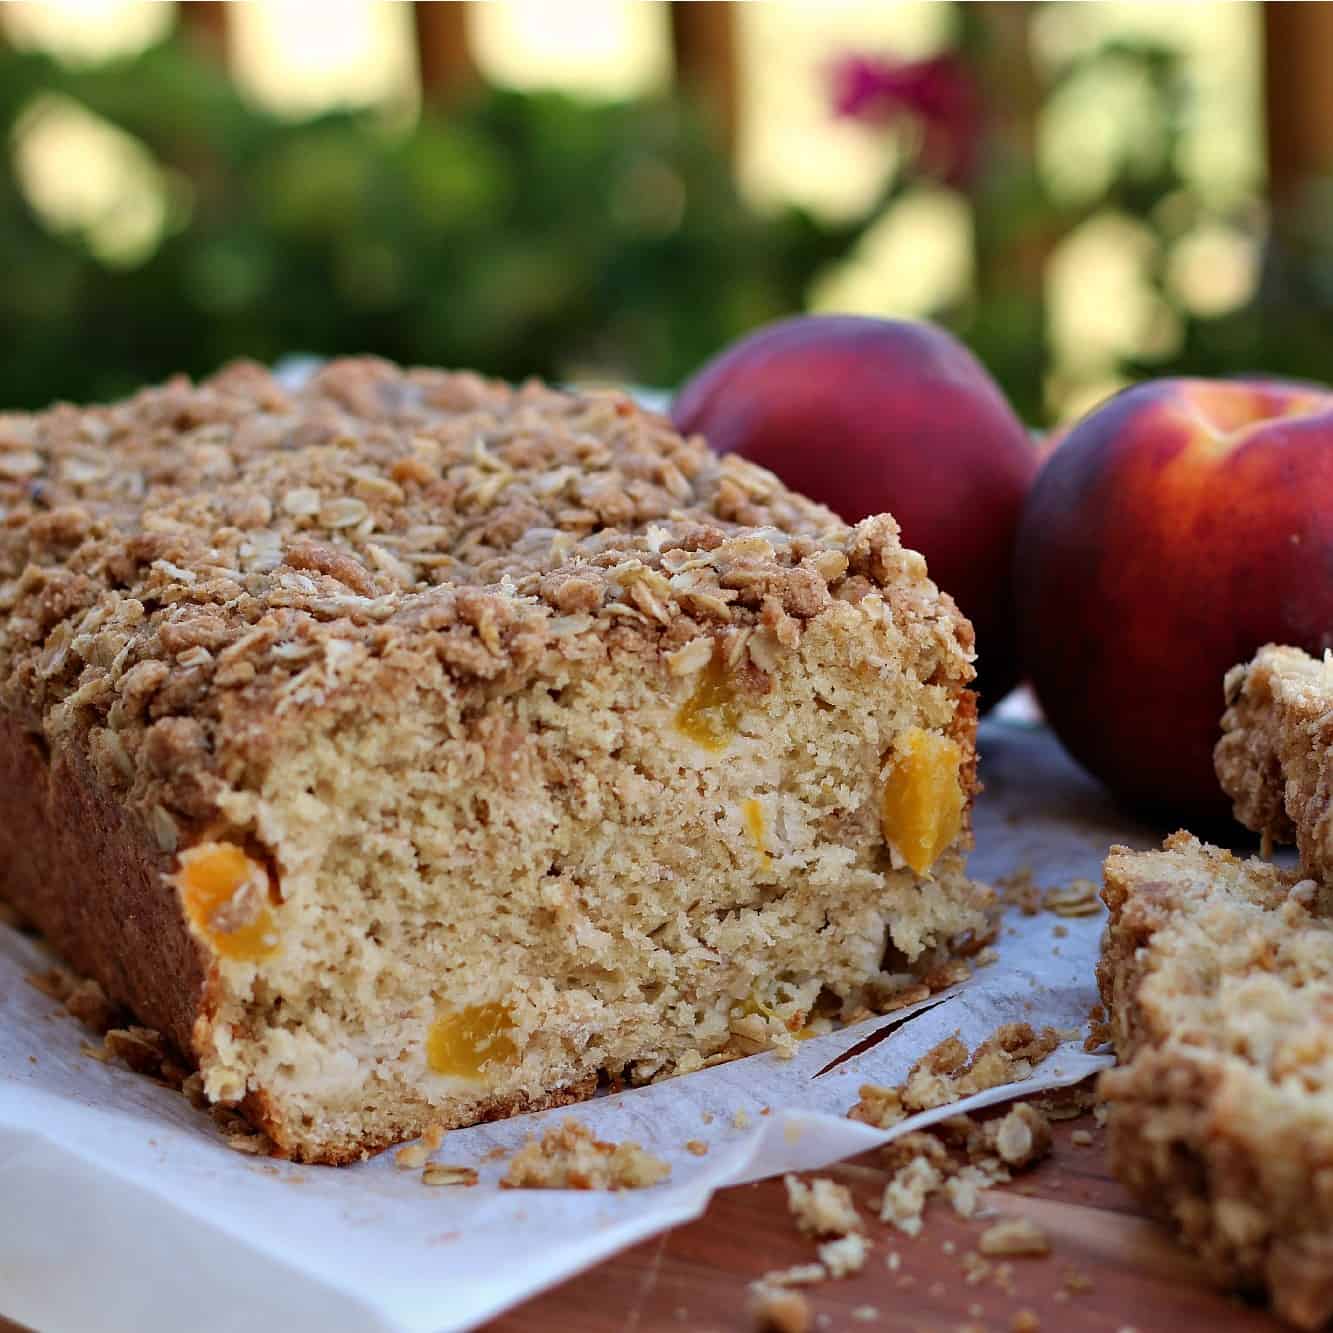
0, 358, 971, 831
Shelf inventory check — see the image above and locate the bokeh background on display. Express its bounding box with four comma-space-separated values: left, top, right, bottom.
1, 0, 1327, 424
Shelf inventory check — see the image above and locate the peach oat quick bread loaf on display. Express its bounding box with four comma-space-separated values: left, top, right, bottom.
1217, 643, 1333, 894
1098, 833, 1333, 1329
0, 359, 988, 1164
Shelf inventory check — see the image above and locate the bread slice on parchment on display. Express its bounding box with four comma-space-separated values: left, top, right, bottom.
0, 359, 989, 1163
1217, 643, 1333, 899
1098, 832, 1333, 1329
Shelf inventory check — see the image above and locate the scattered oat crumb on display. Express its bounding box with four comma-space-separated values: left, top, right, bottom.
396, 1142, 430, 1171
749, 1285, 810, 1333
1093, 1102, 1109, 1127
968, 1304, 985, 1319
895, 1273, 915, 1289
701, 1111, 715, 1125
850, 1306, 878, 1323
734, 1109, 752, 1129
785, 1175, 862, 1237
848, 1023, 1061, 1128
481, 1144, 508, 1163
1053, 1288, 1070, 1304
422, 1122, 446, 1152
79, 1040, 111, 1063
686, 1139, 709, 1157
978, 1217, 1050, 1257
1063, 1266, 1093, 1293
941, 1239, 956, 1255
1011, 1311, 1040, 1332
1070, 1129, 1093, 1147
962, 1251, 991, 1285
991, 1103, 1053, 1169
756, 1264, 827, 1288
817, 1233, 868, 1278
500, 1118, 669, 1190
885, 1251, 901, 1272
421, 1163, 479, 1188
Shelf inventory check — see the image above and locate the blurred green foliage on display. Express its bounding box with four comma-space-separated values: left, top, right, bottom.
4, 31, 1333, 422
0, 40, 867, 410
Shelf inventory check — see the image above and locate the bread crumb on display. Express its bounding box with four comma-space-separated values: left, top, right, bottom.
817, 1233, 868, 1278
962, 1251, 991, 1285
1070, 1129, 1093, 1147
848, 1023, 1061, 1128
1011, 1312, 1040, 1332
1045, 879, 1101, 917
885, 1251, 901, 1272
850, 1306, 878, 1323
396, 1142, 430, 1171
978, 1217, 1050, 1257
991, 1103, 1052, 1169
749, 1285, 810, 1333
686, 1139, 709, 1156
422, 1122, 446, 1152
500, 1118, 669, 1190
734, 1109, 752, 1129
755, 1264, 827, 1288
421, 1163, 479, 1187
785, 1175, 862, 1237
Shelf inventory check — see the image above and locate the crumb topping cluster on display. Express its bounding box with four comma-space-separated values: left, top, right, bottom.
0, 358, 970, 840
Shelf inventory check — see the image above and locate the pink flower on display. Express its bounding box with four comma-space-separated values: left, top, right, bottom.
830, 52, 982, 187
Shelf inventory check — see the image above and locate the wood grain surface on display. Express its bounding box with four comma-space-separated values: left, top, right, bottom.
488, 1095, 1282, 1333
0, 1089, 1287, 1332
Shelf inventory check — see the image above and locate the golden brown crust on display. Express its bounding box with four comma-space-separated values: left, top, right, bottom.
0, 713, 213, 1058
1097, 833, 1333, 1328
244, 1073, 600, 1166
1, 358, 970, 849
1216, 644, 1333, 892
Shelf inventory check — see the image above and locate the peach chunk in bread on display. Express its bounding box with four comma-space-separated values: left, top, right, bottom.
0, 358, 986, 1163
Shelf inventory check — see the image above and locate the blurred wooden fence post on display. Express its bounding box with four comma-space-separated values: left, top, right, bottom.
670, 2, 738, 153
414, 2, 475, 101
178, 1, 229, 62
1263, 2, 1333, 208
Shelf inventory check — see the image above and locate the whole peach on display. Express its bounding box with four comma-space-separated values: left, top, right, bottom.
672, 316, 1038, 705
1014, 377, 1333, 818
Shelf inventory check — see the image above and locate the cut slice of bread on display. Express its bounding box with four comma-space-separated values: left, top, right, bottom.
1217, 643, 1333, 900
1099, 832, 1333, 1328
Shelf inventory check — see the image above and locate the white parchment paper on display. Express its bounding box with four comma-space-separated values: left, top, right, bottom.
0, 718, 1160, 1333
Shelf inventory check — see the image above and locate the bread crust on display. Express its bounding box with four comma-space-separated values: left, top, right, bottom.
0, 713, 213, 1059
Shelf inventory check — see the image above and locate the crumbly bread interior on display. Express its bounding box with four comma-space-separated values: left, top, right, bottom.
1098, 832, 1333, 1329
206, 597, 986, 1160
1217, 644, 1333, 895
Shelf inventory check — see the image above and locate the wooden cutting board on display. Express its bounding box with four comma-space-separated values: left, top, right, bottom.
0, 1093, 1286, 1331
